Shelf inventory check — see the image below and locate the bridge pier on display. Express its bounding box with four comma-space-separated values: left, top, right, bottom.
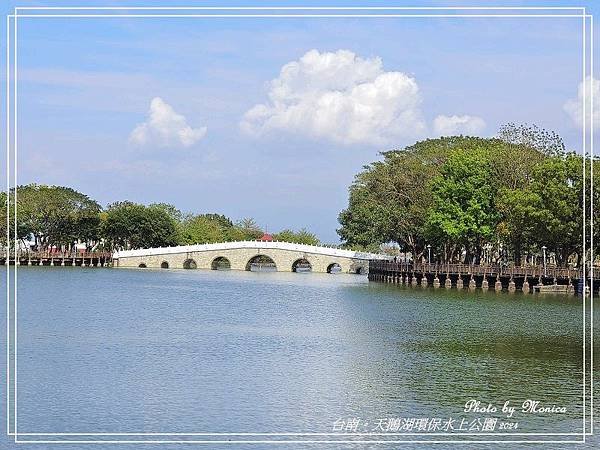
444, 275, 452, 289
481, 277, 489, 291
567, 278, 574, 295
468, 276, 475, 290
456, 276, 464, 289
495, 277, 502, 292
523, 277, 530, 293
508, 278, 516, 293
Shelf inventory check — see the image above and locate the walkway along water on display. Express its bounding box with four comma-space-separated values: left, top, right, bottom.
0, 251, 112, 267
3, 249, 596, 296
368, 260, 600, 295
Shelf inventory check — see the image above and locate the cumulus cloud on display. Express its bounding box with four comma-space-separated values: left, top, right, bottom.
129, 97, 207, 148
564, 76, 600, 130
433, 114, 486, 136
240, 49, 427, 146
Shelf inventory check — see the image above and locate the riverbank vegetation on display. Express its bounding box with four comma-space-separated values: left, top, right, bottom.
2, 123, 592, 265
338, 124, 598, 267
0, 190, 320, 251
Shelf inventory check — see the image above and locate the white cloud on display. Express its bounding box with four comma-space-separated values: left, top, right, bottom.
240, 49, 427, 146
564, 76, 600, 130
433, 114, 486, 136
129, 97, 207, 148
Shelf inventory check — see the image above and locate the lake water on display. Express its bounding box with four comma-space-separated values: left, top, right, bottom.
1, 267, 598, 448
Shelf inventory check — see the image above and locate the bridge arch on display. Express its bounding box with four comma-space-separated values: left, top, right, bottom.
183, 258, 197, 269
113, 242, 385, 272
161, 261, 169, 269
211, 256, 231, 270
292, 258, 312, 272
246, 254, 277, 272
138, 263, 147, 268
327, 262, 342, 274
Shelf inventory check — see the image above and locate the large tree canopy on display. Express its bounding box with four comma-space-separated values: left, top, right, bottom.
6, 184, 101, 250
273, 228, 320, 245
338, 125, 597, 267
424, 147, 498, 263
2, 186, 322, 252
339, 136, 503, 257
101, 202, 178, 250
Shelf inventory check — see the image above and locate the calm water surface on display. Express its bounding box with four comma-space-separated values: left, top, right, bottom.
1, 267, 598, 448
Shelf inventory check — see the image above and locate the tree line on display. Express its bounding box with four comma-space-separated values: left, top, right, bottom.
337, 124, 599, 267
0, 189, 320, 252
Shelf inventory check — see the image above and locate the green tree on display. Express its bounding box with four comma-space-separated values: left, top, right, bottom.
15, 184, 101, 251
231, 218, 263, 240
101, 201, 178, 250
149, 203, 184, 222
338, 136, 494, 259
200, 213, 233, 229
495, 188, 543, 265
0, 192, 11, 247
178, 214, 230, 244
424, 148, 498, 263
338, 127, 567, 264
528, 153, 583, 266
273, 228, 320, 245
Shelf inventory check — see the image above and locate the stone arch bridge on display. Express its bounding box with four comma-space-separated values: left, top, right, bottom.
113, 241, 390, 274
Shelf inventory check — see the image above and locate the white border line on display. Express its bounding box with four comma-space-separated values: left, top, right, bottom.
5, 5, 594, 445
4, 14, 590, 18
12, 10, 17, 445
10, 442, 588, 444
582, 11, 587, 440
11, 6, 589, 10
5, 432, 590, 436
584, 16, 594, 434
4, 12, 9, 440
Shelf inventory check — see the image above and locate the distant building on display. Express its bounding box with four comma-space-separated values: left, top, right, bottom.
257, 233, 274, 242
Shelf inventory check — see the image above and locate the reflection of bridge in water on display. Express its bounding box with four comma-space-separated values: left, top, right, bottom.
369, 261, 600, 294
114, 241, 389, 274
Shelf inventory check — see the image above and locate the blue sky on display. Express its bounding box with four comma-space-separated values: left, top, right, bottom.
2, 1, 599, 242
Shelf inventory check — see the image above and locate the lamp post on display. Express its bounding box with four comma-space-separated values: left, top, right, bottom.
542, 245, 547, 277
427, 244, 431, 265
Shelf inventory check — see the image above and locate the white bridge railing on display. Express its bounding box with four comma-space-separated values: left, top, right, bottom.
113, 240, 391, 261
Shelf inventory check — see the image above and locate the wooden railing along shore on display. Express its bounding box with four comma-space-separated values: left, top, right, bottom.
0, 250, 112, 267
368, 260, 599, 294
